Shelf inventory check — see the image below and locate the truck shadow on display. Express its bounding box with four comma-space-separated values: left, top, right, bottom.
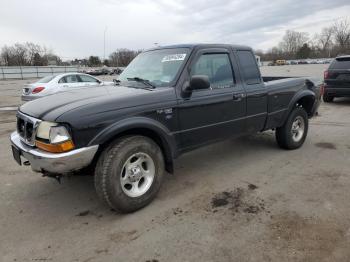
158, 132, 279, 199
329, 97, 350, 105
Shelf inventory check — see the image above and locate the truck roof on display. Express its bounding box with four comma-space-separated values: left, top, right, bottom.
146, 43, 252, 52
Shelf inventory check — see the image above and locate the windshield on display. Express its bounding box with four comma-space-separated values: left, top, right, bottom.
36, 75, 56, 83
118, 48, 190, 87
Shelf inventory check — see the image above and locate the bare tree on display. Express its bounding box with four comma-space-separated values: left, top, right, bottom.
332, 19, 350, 54
314, 27, 334, 57
12, 43, 28, 65
1, 46, 13, 66
109, 49, 142, 67
0, 42, 60, 66
26, 42, 45, 65
279, 30, 309, 59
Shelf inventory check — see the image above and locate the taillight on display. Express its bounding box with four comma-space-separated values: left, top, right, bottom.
32, 87, 45, 94
324, 70, 329, 80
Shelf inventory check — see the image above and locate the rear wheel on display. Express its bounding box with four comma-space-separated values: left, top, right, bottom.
276, 107, 308, 150
323, 94, 334, 103
94, 136, 165, 213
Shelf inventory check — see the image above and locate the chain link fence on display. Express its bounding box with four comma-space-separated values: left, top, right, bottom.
0, 66, 80, 80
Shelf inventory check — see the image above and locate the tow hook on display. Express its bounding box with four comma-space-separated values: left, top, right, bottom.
42, 172, 62, 184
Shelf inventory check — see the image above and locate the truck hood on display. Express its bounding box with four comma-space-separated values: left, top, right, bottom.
19, 85, 174, 121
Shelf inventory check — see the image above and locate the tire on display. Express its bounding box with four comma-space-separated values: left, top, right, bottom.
276, 107, 308, 150
94, 136, 165, 213
323, 94, 334, 103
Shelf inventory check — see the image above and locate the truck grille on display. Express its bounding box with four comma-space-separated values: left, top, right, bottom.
16, 112, 41, 146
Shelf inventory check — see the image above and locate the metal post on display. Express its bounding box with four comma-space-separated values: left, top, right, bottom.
36, 67, 39, 78
1, 67, 5, 80
104, 26, 108, 62
20, 66, 23, 80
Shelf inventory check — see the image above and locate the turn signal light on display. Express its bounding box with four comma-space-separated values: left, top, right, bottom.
35, 140, 75, 153
32, 87, 45, 94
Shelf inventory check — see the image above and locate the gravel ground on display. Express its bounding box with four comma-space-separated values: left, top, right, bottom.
1, 65, 350, 262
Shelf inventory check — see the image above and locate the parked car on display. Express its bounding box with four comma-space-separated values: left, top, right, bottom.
21, 73, 106, 101
110, 68, 123, 75
323, 55, 350, 102
10, 44, 321, 213
84, 67, 119, 76
276, 60, 287, 65
85, 68, 108, 76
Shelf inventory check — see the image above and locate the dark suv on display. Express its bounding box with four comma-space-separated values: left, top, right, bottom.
323, 55, 350, 102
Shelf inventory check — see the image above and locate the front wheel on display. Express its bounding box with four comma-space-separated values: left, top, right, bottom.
276, 107, 308, 150
94, 136, 165, 213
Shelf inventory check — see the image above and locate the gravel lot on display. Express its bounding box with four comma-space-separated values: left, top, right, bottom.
1, 64, 350, 262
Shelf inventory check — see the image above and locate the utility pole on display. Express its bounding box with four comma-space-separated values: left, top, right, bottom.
104, 26, 108, 62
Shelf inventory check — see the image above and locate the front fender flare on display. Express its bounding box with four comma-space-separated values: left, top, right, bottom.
88, 116, 178, 159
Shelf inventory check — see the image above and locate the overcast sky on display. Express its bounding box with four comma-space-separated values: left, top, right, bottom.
0, 0, 349, 60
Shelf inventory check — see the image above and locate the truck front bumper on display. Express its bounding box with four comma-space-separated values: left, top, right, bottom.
10, 132, 99, 174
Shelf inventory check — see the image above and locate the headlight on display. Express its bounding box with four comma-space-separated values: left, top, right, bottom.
36, 121, 57, 140
35, 121, 75, 153
49, 126, 71, 144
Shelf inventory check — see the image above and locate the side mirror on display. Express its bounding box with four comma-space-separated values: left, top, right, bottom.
189, 75, 210, 91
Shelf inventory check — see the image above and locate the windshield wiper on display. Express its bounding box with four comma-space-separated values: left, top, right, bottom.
127, 77, 156, 89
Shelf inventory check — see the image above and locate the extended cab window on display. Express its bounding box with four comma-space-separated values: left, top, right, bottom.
237, 51, 261, 85
191, 53, 234, 89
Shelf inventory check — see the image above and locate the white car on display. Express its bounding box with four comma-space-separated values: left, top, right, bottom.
21, 73, 109, 101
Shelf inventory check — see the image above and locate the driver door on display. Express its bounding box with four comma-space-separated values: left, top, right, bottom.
177, 48, 246, 150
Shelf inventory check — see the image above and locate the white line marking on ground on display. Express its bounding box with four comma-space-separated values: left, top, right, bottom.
0, 107, 18, 111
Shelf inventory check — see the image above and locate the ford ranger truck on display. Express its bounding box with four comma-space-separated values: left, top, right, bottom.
10, 44, 321, 213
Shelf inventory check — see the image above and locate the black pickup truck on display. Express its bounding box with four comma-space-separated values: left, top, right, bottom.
10, 44, 321, 212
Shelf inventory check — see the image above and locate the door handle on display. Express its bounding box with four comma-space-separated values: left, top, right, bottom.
250, 93, 266, 98
233, 93, 245, 101
62, 85, 68, 88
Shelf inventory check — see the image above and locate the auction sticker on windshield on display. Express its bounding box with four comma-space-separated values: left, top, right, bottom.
161, 54, 186, 62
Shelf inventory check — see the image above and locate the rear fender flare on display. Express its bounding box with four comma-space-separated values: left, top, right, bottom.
280, 89, 315, 126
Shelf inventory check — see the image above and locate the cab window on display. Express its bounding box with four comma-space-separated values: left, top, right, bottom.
191, 53, 234, 89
